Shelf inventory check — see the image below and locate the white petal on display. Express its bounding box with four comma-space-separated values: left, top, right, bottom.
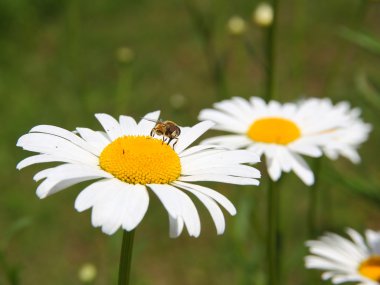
149, 184, 201, 237
214, 99, 253, 123
346, 228, 369, 255
90, 183, 125, 235
181, 149, 260, 168
174, 121, 215, 153
35, 164, 112, 198
200, 135, 252, 149
198, 110, 247, 133
76, 127, 110, 153
30, 125, 100, 156
249, 96, 267, 110
266, 155, 282, 182
77, 179, 148, 235
169, 216, 184, 238
284, 151, 314, 185
366, 230, 380, 253
17, 133, 99, 166
231, 97, 255, 114
137, 111, 160, 135
75, 179, 111, 211
95, 113, 123, 140
37, 176, 99, 199
288, 141, 322, 157
181, 187, 226, 234
173, 181, 236, 215
148, 184, 179, 218
179, 174, 260, 186
121, 184, 149, 231
17, 154, 78, 170
178, 144, 225, 157
119, 115, 138, 136
182, 164, 261, 179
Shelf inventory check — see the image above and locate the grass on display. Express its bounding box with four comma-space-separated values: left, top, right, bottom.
1, 0, 380, 284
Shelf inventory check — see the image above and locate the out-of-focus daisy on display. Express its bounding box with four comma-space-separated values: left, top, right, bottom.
17, 111, 260, 237
305, 228, 380, 284
198, 97, 370, 185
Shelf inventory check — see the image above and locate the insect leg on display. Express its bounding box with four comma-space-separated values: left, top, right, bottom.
172, 138, 179, 148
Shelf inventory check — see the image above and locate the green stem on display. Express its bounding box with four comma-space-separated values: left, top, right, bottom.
118, 230, 135, 285
264, 0, 278, 102
307, 158, 321, 238
264, 1, 279, 284
182, 0, 227, 99
267, 179, 279, 285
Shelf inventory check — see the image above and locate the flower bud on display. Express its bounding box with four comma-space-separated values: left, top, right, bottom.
253, 2, 273, 27
227, 16, 246, 36
78, 263, 97, 283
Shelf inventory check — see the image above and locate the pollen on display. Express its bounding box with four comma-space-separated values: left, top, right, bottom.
358, 255, 380, 281
99, 136, 181, 185
247, 117, 301, 145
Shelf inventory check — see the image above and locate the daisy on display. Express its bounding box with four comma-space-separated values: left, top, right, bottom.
305, 228, 380, 284
16, 111, 261, 237
198, 96, 371, 186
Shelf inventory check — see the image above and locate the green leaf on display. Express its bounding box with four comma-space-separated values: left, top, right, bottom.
355, 71, 380, 110
339, 27, 380, 55
323, 164, 380, 206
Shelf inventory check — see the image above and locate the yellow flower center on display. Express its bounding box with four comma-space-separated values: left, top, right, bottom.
359, 256, 380, 281
247, 117, 301, 145
99, 136, 181, 185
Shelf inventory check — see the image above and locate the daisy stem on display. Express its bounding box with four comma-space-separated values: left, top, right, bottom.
118, 230, 135, 285
267, 179, 279, 285
307, 158, 321, 238
264, 0, 280, 283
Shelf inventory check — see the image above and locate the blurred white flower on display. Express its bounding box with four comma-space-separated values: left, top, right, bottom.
305, 228, 380, 284
199, 97, 370, 186
17, 111, 261, 237
253, 2, 273, 27
227, 16, 247, 36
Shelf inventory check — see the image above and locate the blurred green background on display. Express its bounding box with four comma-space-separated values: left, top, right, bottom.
1, 0, 380, 284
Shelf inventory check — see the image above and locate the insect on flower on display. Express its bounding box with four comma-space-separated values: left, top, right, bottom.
143, 118, 181, 147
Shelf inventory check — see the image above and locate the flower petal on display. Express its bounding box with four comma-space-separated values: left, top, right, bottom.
148, 184, 201, 237
35, 164, 112, 198
95, 113, 123, 140
17, 133, 99, 166
174, 121, 215, 153
30, 125, 100, 156
76, 179, 149, 235
137, 111, 160, 135
119, 115, 138, 136
173, 181, 236, 215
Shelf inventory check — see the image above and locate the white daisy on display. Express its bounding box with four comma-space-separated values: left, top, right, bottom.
305, 228, 380, 284
16, 111, 260, 237
198, 96, 371, 186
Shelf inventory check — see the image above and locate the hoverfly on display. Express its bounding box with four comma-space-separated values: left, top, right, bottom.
142, 118, 181, 147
